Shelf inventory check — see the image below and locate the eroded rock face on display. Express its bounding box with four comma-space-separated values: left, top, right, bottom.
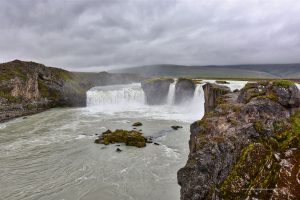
202, 83, 231, 113
141, 78, 174, 105
238, 80, 300, 108
178, 81, 300, 200
175, 78, 196, 104
0, 60, 142, 122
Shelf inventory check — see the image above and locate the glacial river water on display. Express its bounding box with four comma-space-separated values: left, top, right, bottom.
0, 81, 246, 200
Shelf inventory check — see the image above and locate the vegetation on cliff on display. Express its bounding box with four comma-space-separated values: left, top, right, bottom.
178, 81, 300, 200
0, 60, 142, 122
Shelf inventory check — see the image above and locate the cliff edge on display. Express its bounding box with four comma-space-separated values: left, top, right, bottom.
0, 60, 142, 122
178, 80, 300, 200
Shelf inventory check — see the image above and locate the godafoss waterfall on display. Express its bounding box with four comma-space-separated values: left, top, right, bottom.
0, 80, 247, 200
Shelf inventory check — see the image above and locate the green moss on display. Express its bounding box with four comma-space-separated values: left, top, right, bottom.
216, 96, 225, 105
254, 121, 264, 134
0, 61, 28, 81
265, 91, 278, 102
96, 129, 147, 148
144, 77, 174, 83
221, 109, 300, 198
220, 143, 273, 199
220, 144, 254, 197
38, 80, 62, 101
291, 109, 300, 134
272, 80, 294, 88
0, 90, 22, 103
49, 67, 73, 81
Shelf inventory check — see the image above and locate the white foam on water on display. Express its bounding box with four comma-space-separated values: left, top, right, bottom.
0, 124, 6, 129
203, 80, 247, 91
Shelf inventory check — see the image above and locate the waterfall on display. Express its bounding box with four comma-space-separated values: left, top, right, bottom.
86, 83, 145, 111
167, 80, 176, 105
190, 84, 205, 119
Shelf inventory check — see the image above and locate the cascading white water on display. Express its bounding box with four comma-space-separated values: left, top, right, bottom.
87, 83, 145, 112
167, 80, 176, 105
189, 84, 205, 119
192, 84, 205, 105
85, 80, 247, 121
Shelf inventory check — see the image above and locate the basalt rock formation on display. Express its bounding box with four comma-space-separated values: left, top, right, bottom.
141, 78, 174, 105
0, 60, 142, 122
178, 80, 300, 200
203, 83, 231, 113
175, 78, 196, 104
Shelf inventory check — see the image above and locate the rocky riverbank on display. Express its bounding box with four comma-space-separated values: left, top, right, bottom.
178, 80, 300, 200
0, 60, 142, 122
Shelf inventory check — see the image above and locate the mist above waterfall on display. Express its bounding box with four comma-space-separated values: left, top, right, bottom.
86, 80, 247, 122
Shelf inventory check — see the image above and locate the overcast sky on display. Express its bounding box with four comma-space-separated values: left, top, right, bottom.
0, 0, 300, 71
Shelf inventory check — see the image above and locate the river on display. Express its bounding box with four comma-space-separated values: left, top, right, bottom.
0, 80, 246, 200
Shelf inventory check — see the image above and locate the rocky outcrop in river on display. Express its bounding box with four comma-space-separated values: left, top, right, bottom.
178, 80, 300, 200
0, 60, 142, 122
141, 78, 174, 105
175, 78, 196, 104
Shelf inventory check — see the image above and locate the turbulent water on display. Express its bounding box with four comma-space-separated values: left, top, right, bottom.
0, 80, 247, 200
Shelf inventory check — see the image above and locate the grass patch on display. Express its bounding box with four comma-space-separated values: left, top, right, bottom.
272, 80, 294, 88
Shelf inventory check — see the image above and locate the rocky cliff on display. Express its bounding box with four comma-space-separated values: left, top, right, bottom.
0, 60, 142, 122
175, 78, 196, 104
141, 77, 199, 105
141, 78, 174, 105
202, 83, 231, 113
178, 80, 300, 200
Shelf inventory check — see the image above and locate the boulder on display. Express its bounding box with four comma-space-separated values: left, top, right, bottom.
132, 122, 143, 126
171, 125, 183, 130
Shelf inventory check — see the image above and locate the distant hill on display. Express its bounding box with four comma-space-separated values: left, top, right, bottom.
110, 63, 300, 79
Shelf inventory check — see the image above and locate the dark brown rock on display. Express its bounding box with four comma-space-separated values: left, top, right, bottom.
202, 83, 231, 113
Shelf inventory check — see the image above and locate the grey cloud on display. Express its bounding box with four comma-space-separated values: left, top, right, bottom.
0, 0, 300, 71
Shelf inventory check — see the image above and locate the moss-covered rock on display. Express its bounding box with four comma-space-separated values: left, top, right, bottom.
95, 129, 147, 148
238, 80, 300, 107
0, 60, 143, 122
178, 81, 300, 200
